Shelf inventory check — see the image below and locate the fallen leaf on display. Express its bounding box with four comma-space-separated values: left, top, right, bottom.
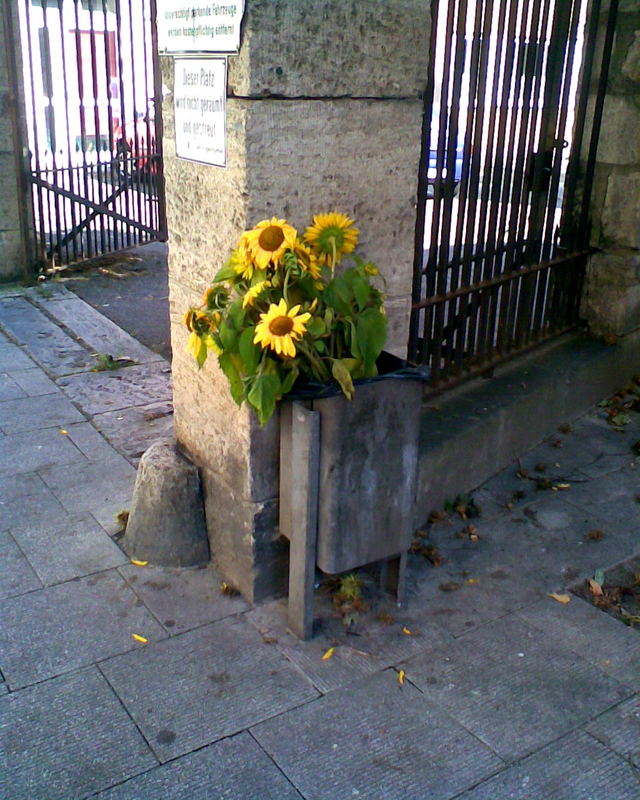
465, 578, 479, 585
588, 578, 604, 597
548, 592, 571, 604
401, 627, 412, 636
378, 612, 395, 625
130, 559, 148, 567
398, 670, 405, 686
558, 423, 572, 434
555, 483, 571, 490
585, 529, 604, 542
322, 647, 335, 661
131, 633, 148, 643
59, 428, 68, 435
438, 581, 462, 592
220, 582, 239, 596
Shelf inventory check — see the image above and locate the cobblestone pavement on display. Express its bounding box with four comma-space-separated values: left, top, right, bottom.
1, 284, 639, 799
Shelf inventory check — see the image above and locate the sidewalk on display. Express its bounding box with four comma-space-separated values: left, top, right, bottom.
1, 283, 639, 800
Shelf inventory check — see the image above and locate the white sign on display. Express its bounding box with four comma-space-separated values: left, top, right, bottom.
174, 58, 226, 167
157, 2, 245, 53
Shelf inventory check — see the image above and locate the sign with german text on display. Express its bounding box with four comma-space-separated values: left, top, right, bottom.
174, 58, 226, 167
157, 2, 245, 53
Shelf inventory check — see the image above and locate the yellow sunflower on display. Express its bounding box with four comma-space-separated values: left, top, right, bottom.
293, 239, 321, 280
243, 217, 297, 270
228, 243, 255, 282
254, 298, 311, 358
304, 212, 359, 266
242, 279, 271, 309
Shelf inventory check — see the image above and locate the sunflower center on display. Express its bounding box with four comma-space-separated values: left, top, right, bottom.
268, 315, 294, 336
258, 226, 285, 252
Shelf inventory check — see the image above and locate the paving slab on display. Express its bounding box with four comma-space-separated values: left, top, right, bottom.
0, 667, 157, 800
92, 401, 174, 465
99, 616, 319, 762
119, 563, 248, 634
252, 669, 504, 800
0, 476, 69, 530
0, 296, 94, 376
6, 368, 58, 396
586, 695, 640, 768
57, 360, 172, 416
92, 732, 303, 800
457, 730, 640, 799
0, 341, 37, 372
401, 615, 632, 763
0, 373, 26, 401
63, 420, 133, 465
0, 426, 89, 476
30, 291, 164, 365
518, 596, 640, 690
0, 392, 85, 434
11, 514, 128, 586
0, 570, 167, 689
0, 530, 42, 600
37, 458, 136, 534
247, 597, 452, 694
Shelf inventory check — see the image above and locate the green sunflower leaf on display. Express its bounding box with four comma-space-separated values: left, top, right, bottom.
218, 320, 239, 352
331, 359, 355, 401
218, 352, 245, 405
356, 308, 387, 374
306, 316, 326, 337
281, 366, 299, 395
248, 373, 281, 425
239, 327, 260, 374
228, 299, 246, 330
213, 263, 237, 282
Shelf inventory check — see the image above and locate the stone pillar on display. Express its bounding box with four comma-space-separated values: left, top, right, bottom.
162, 1, 429, 601
0, 1, 33, 281
581, 0, 640, 336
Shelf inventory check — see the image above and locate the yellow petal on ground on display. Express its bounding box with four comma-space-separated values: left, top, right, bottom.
401, 627, 412, 635
59, 429, 68, 435
465, 578, 479, 585
548, 592, 571, 605
131, 559, 148, 567
398, 670, 405, 686
131, 633, 148, 643
322, 647, 335, 661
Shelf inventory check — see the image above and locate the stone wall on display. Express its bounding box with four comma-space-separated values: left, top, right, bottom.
581, 0, 640, 335
0, 2, 31, 281
163, 0, 430, 601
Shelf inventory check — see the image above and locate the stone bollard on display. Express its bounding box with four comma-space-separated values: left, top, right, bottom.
122, 441, 210, 567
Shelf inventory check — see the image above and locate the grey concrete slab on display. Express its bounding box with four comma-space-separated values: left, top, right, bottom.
252, 669, 504, 800
402, 615, 632, 763
63, 421, 130, 465
587, 695, 640, 768
0, 667, 157, 800
247, 598, 453, 694
0, 426, 88, 475
0, 478, 68, 530
0, 470, 49, 503
0, 373, 26, 401
92, 401, 174, 465
519, 411, 638, 480
119, 564, 248, 634
0, 570, 167, 689
92, 732, 303, 800
0, 341, 36, 372
57, 361, 172, 416
100, 616, 319, 762
11, 514, 128, 585
0, 392, 85, 434
457, 730, 640, 799
30, 292, 164, 365
0, 530, 42, 600
518, 596, 640, 690
0, 296, 94, 376
6, 368, 58, 396
38, 459, 136, 534
562, 464, 640, 540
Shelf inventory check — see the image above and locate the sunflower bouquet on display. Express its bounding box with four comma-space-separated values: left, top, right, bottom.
184, 212, 387, 424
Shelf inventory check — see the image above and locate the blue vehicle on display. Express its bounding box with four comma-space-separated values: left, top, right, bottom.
426, 143, 465, 198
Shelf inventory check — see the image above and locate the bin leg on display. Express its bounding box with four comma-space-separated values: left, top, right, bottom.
286, 402, 321, 640
379, 552, 408, 606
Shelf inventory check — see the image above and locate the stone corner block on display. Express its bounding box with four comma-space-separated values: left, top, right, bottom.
581, 249, 640, 336
122, 440, 210, 567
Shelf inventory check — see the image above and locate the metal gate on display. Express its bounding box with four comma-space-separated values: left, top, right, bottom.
409, 0, 618, 388
18, 0, 166, 270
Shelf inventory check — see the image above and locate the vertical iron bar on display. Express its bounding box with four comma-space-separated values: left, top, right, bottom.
127, 0, 142, 244
73, 0, 92, 257
150, 0, 167, 241
87, 0, 106, 255
114, 0, 131, 247
57, 0, 79, 262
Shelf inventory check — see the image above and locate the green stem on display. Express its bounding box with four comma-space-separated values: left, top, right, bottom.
298, 340, 330, 382
330, 237, 337, 273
